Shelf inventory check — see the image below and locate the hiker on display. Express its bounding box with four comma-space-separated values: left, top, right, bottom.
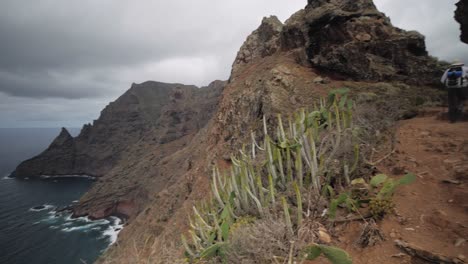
440, 61, 468, 122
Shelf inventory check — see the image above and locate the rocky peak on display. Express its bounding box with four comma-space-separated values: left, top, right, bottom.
234, 0, 442, 85
49, 127, 73, 149
293, 0, 440, 83
455, 0, 467, 44
307, 0, 376, 11
231, 16, 283, 77
13, 81, 225, 179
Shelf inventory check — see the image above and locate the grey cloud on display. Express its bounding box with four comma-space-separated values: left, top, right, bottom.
0, 0, 466, 127
0, 69, 119, 99
0, 95, 110, 128
0, 0, 304, 100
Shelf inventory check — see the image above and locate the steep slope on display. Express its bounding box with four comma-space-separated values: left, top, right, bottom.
14, 128, 76, 177
72, 80, 226, 219
12, 80, 225, 218
98, 1, 447, 263
13, 0, 449, 262
14, 82, 168, 178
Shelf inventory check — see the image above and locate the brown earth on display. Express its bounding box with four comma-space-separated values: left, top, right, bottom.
332, 108, 468, 264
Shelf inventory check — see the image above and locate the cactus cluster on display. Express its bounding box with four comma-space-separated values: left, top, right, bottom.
183, 89, 359, 261
369, 197, 394, 219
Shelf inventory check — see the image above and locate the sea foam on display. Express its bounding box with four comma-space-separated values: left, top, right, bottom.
101, 217, 124, 245
40, 174, 96, 180
2, 174, 14, 180
35, 208, 124, 247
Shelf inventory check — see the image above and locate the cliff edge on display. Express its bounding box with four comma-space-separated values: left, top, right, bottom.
98, 0, 446, 262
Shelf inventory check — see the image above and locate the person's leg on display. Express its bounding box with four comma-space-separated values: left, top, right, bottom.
457, 88, 465, 117
448, 88, 459, 123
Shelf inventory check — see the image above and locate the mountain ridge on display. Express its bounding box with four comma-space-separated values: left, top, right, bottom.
11, 0, 458, 262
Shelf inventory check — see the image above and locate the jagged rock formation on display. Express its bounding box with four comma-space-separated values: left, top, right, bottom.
231, 16, 284, 75
233, 0, 442, 84
13, 81, 225, 219
13, 0, 447, 262
13, 81, 225, 180
15, 128, 76, 177
456, 0, 467, 43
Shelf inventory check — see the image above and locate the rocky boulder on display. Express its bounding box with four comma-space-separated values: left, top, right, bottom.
456, 0, 468, 44
231, 16, 284, 76
233, 0, 443, 85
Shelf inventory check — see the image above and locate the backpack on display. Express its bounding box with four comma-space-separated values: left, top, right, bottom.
447, 66, 464, 88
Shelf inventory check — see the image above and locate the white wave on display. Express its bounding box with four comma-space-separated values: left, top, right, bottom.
35, 210, 124, 247
62, 222, 105, 232
40, 214, 59, 223
48, 210, 58, 216
101, 217, 124, 245
59, 215, 110, 232
29, 204, 56, 212
2, 174, 14, 180
40, 174, 96, 180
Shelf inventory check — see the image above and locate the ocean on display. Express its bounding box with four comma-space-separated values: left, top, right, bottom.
0, 128, 121, 264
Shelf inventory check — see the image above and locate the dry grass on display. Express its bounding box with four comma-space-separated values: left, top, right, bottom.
99, 236, 186, 264
355, 219, 385, 248
225, 217, 293, 264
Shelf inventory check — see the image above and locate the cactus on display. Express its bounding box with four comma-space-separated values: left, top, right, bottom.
282, 196, 294, 236
303, 244, 352, 264
183, 89, 361, 261
293, 181, 303, 227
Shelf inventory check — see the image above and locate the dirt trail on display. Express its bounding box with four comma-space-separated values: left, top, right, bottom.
337, 107, 468, 264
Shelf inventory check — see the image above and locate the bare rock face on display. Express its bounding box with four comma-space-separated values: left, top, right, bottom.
233, 0, 442, 85
297, 0, 442, 84
456, 0, 468, 43
12, 81, 225, 180
14, 128, 76, 177
231, 16, 283, 76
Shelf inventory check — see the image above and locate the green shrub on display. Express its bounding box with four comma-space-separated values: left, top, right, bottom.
183, 89, 358, 262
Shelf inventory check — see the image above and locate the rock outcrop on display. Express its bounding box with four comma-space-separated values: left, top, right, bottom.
456, 0, 468, 44
13, 81, 225, 181
14, 128, 76, 177
233, 0, 442, 85
71, 80, 226, 219
231, 16, 284, 75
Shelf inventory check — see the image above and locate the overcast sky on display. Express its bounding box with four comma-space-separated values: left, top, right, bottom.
0, 0, 466, 128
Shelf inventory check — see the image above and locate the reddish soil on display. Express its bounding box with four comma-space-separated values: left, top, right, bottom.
335, 107, 468, 264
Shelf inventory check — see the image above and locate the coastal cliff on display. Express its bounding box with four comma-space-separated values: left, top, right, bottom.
13, 0, 456, 262
99, 0, 446, 262
12, 80, 225, 218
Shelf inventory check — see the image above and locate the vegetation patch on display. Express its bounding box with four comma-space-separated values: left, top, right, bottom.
182, 89, 416, 263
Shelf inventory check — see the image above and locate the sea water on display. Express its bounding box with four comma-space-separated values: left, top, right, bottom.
0, 128, 121, 264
